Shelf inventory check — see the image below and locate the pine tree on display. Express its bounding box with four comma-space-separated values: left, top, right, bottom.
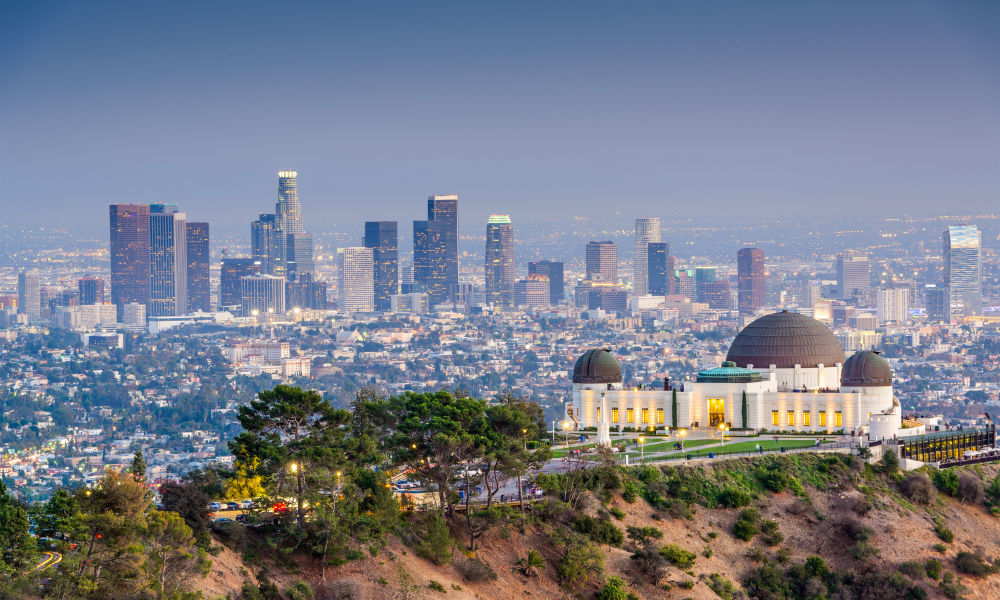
0, 480, 37, 576
671, 390, 678, 429
741, 391, 748, 429
130, 450, 147, 479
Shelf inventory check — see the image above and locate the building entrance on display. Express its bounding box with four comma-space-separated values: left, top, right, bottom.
708, 398, 725, 427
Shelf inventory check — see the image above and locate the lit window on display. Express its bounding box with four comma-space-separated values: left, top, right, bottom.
627, 408, 634, 423
771, 410, 779, 426
803, 411, 811, 427
835, 411, 843, 427
656, 408, 664, 424
787, 411, 795, 426
596, 408, 600, 422
642, 408, 649, 424
819, 411, 827, 426
611, 408, 619, 423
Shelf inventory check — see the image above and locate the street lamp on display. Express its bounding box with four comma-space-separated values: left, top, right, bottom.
522, 428, 528, 450
719, 423, 728, 447
638, 435, 645, 464
679, 428, 687, 451
562, 420, 571, 448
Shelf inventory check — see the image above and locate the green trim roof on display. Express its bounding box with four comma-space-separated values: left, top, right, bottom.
697, 361, 762, 383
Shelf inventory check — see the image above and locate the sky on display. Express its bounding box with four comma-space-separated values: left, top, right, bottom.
1, 0, 998, 230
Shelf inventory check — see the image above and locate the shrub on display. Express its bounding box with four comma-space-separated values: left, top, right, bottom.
573, 515, 624, 547
879, 450, 899, 475
925, 558, 941, 580
718, 486, 753, 508
954, 551, 993, 577
758, 468, 790, 493
678, 579, 695, 589
285, 581, 314, 600
240, 583, 265, 600
660, 544, 697, 569
931, 469, 960, 497
427, 580, 446, 593
416, 513, 453, 565
554, 537, 603, 589
703, 545, 713, 558
933, 518, 954, 543
901, 473, 936, 505
898, 560, 924, 579
626, 525, 663, 546
957, 473, 984, 504
621, 481, 639, 503
939, 572, 966, 600
706, 573, 738, 600
733, 508, 761, 541
513, 550, 545, 577
596, 576, 629, 600
745, 546, 766, 563
631, 542, 667, 583
667, 499, 692, 520
609, 506, 626, 520
456, 558, 497, 582
851, 540, 880, 560
760, 519, 783, 546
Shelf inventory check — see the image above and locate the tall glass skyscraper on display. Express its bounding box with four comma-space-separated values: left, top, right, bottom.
485, 215, 515, 308
413, 195, 458, 305
737, 247, 765, 316
943, 225, 982, 317
109, 204, 151, 319
220, 257, 261, 309
338, 247, 375, 313
275, 170, 303, 234
633, 217, 661, 295
186, 222, 210, 312
585, 241, 617, 283
647, 242, 673, 296
17, 269, 41, 322
364, 221, 398, 311
149, 205, 187, 316
252, 213, 282, 276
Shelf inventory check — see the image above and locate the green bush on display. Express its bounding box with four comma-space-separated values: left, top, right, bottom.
596, 576, 629, 600
933, 518, 954, 543
879, 450, 899, 475
573, 514, 624, 547
660, 544, 697, 569
630, 542, 668, 583
758, 468, 790, 493
626, 525, 663, 545
609, 506, 626, 520
760, 519, 783, 546
925, 558, 941, 580
900, 473, 936, 505
706, 573, 738, 600
718, 486, 753, 508
931, 469, 960, 497
898, 560, 923, 579
427, 580, 446, 593
939, 572, 966, 600
733, 508, 761, 541
416, 513, 453, 565
285, 581, 314, 600
621, 481, 639, 503
955, 551, 993, 577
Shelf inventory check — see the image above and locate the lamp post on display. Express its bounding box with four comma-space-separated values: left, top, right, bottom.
638, 435, 645, 464
551, 420, 556, 445
719, 423, 728, 447
562, 420, 570, 448
679, 428, 687, 451
522, 428, 528, 450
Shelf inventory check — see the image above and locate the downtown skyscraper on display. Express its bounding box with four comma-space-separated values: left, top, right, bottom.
251, 213, 282, 276
186, 222, 211, 312
835, 254, 870, 300
943, 225, 982, 317
109, 204, 151, 319
633, 217, 661, 295
737, 247, 765, 316
528, 260, 564, 305
484, 215, 515, 308
338, 247, 375, 313
646, 242, 673, 296
363, 221, 398, 312
149, 204, 187, 317
413, 195, 458, 305
17, 269, 41, 322
585, 241, 617, 283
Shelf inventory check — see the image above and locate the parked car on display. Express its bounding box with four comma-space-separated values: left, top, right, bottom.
208, 502, 222, 511
239, 500, 255, 509
226, 502, 240, 510
235, 514, 248, 523
213, 517, 233, 523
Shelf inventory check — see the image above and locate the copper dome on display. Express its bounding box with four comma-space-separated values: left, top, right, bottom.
841, 350, 892, 387
572, 349, 622, 384
726, 311, 845, 369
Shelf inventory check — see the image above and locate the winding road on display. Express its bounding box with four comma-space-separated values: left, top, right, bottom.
30, 551, 62, 573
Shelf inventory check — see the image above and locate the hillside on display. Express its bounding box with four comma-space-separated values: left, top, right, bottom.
195, 454, 1000, 600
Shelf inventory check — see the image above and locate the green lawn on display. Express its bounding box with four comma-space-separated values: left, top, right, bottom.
665, 438, 830, 458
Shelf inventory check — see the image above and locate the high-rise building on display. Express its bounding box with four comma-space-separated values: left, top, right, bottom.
633, 217, 661, 295
528, 260, 564, 305
149, 206, 187, 316
585, 241, 617, 283
514, 274, 550, 308
186, 222, 210, 312
943, 225, 982, 317
17, 269, 41, 322
737, 248, 765, 316
699, 280, 731, 310
413, 195, 458, 304
364, 221, 399, 311
676, 269, 696, 301
587, 286, 628, 314
286, 232, 314, 281
338, 247, 374, 313
286, 272, 327, 310
484, 215, 515, 308
109, 204, 151, 319
240, 274, 286, 317
924, 285, 949, 322
647, 242, 673, 296
251, 213, 282, 276
77, 277, 106, 306
220, 258, 261, 310
877, 288, 910, 323
835, 254, 870, 300
276, 170, 303, 235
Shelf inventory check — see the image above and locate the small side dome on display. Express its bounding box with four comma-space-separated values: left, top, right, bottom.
572, 349, 622, 384
841, 350, 892, 387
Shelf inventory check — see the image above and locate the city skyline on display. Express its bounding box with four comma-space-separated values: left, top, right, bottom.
3, 1, 998, 227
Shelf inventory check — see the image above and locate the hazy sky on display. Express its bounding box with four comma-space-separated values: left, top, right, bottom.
2, 0, 998, 229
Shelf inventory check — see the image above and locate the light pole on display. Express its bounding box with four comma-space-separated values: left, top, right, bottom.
551, 420, 556, 445
719, 423, 728, 447
679, 428, 687, 451
638, 435, 645, 464
562, 421, 570, 448
522, 428, 528, 450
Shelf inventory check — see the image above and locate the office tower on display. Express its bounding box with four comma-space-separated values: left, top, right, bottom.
450, 283, 485, 309
220, 258, 261, 310
149, 206, 187, 316
17, 269, 41, 322
251, 213, 282, 275
699, 280, 731, 309
585, 241, 617, 283
514, 274, 550, 308
286, 272, 327, 310
338, 247, 374, 313
633, 217, 661, 295
484, 215, 515, 308
587, 287, 628, 314
391, 293, 429, 314
186, 222, 210, 312
924, 285, 949, 322
109, 204, 151, 319
676, 269, 695, 301
877, 288, 910, 323
240, 274, 286, 317
943, 225, 982, 317
400, 263, 415, 294
276, 171, 303, 235
77, 277, 106, 305
528, 260, 565, 305
123, 302, 146, 328
647, 242, 673, 296
364, 221, 399, 311
413, 194, 458, 304
835, 254, 870, 300
694, 267, 718, 304
286, 232, 314, 281
737, 248, 765, 315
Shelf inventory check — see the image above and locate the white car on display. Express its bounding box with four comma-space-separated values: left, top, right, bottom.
239, 500, 254, 509
208, 502, 222, 511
